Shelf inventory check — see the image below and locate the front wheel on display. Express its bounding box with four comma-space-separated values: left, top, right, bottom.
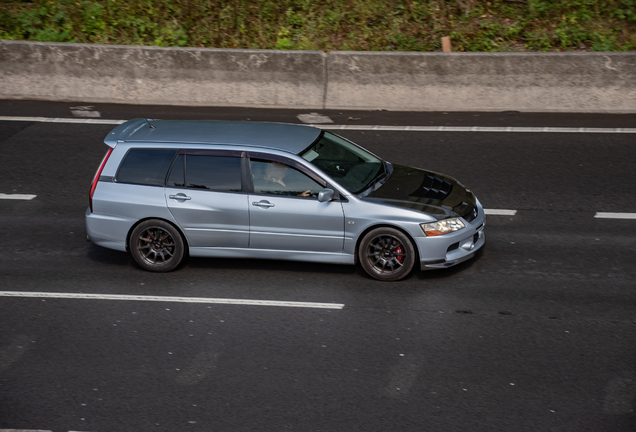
359, 227, 416, 281
130, 220, 185, 272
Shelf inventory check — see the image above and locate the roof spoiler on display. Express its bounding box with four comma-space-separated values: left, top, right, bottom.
104, 118, 150, 147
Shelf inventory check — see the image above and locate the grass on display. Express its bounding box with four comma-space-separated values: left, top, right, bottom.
1, 0, 635, 52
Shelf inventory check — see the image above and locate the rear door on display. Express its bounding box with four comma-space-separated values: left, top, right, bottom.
247, 154, 345, 253
165, 150, 250, 248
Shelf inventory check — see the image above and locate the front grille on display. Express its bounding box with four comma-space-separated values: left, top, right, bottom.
447, 242, 459, 253
409, 175, 452, 200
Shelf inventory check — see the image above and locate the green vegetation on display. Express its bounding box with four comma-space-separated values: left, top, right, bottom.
1, 0, 635, 51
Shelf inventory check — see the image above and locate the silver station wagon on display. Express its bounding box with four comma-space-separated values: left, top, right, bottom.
86, 119, 485, 281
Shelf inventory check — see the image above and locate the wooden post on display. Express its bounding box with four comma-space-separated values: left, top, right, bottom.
442, 36, 452, 52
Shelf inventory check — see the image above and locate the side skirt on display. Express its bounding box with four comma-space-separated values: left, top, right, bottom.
189, 247, 355, 265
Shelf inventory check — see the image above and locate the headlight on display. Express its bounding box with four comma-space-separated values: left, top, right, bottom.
421, 218, 465, 236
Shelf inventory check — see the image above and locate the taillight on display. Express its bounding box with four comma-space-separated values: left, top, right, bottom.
89, 147, 113, 213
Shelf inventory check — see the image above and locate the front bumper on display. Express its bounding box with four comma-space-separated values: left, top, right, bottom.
419, 219, 486, 271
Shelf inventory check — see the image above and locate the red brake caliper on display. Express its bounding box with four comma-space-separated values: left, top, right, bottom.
395, 243, 404, 263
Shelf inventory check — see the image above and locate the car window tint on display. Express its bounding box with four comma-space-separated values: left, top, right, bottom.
167, 154, 185, 187
185, 155, 242, 192
251, 160, 322, 198
116, 149, 177, 186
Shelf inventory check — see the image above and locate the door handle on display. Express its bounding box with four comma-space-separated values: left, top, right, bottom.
169, 194, 191, 200
252, 201, 275, 208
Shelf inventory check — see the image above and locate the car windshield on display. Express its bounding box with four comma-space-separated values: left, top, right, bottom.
300, 132, 385, 194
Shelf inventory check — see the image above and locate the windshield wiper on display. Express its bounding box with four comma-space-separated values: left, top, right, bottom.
359, 160, 392, 196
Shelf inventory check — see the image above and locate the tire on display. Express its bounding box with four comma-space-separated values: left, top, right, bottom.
359, 227, 416, 281
130, 220, 185, 272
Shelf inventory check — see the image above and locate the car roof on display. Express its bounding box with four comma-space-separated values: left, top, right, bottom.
105, 119, 323, 154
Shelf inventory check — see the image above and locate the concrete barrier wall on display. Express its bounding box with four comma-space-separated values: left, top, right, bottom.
1, 40, 635, 112
0, 40, 327, 109
326, 51, 636, 112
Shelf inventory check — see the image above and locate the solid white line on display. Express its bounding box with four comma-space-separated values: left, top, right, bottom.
317, 125, 636, 133
0, 291, 344, 309
0, 116, 635, 133
484, 209, 517, 216
0, 193, 36, 200
594, 212, 636, 220
0, 116, 124, 125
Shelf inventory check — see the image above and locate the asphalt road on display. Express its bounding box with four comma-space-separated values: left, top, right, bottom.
0, 101, 635, 432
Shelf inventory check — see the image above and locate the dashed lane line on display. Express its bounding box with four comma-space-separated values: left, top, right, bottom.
0, 430, 91, 432
70, 105, 101, 118
594, 212, 636, 220
0, 429, 53, 432
483, 209, 517, 216
0, 292, 345, 310
0, 193, 36, 200
297, 113, 334, 124
1, 116, 635, 133
1, 194, 632, 221
0, 116, 124, 125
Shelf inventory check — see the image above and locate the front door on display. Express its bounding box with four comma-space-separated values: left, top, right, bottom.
248, 158, 344, 253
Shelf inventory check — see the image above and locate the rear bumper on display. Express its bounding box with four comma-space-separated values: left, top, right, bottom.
85, 207, 130, 252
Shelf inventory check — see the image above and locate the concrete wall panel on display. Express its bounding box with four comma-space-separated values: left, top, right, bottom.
325, 51, 636, 112
0, 41, 327, 109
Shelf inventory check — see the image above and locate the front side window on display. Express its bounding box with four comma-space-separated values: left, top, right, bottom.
116, 149, 177, 186
250, 159, 323, 198
300, 132, 383, 194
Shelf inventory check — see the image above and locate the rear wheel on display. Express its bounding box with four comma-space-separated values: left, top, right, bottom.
130, 220, 184, 272
359, 227, 416, 281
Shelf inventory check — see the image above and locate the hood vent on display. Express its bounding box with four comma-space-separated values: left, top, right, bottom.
409, 175, 452, 200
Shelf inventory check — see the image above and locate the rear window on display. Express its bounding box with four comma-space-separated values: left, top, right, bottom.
116, 149, 177, 186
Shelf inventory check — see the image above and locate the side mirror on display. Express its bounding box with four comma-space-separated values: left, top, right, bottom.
318, 188, 335, 203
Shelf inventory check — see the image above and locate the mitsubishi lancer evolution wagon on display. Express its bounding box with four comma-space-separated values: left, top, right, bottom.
86, 119, 485, 281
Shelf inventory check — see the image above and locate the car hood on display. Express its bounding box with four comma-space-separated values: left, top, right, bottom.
360, 164, 479, 221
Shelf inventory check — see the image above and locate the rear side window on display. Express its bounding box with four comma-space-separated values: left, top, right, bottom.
184, 155, 242, 192
116, 149, 177, 186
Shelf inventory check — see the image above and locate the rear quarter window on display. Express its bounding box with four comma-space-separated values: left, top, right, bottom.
116, 149, 177, 186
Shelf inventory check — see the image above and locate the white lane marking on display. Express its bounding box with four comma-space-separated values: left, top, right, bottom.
0, 116, 124, 125
316, 125, 636, 133
594, 212, 636, 219
0, 193, 36, 200
71, 110, 101, 118
0, 430, 52, 432
1, 116, 635, 133
0, 292, 344, 310
484, 209, 517, 216
70, 105, 101, 118
298, 113, 334, 124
